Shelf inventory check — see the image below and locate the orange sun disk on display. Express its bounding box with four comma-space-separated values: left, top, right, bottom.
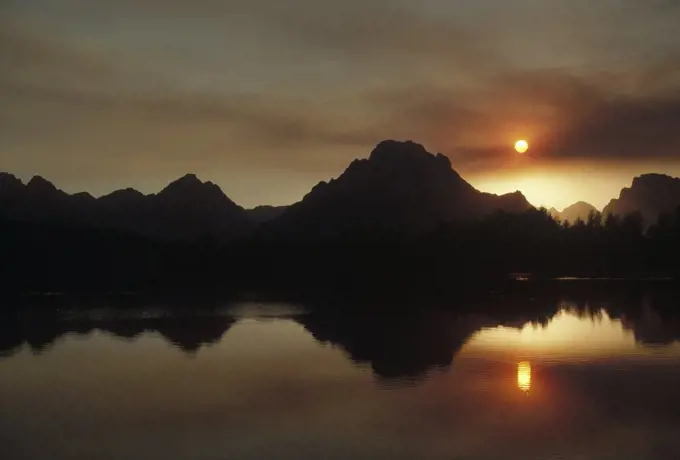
515, 140, 529, 154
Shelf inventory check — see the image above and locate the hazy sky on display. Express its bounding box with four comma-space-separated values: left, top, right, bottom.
2, 0, 680, 209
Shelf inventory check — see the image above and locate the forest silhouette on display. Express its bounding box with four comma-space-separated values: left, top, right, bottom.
2, 205, 680, 295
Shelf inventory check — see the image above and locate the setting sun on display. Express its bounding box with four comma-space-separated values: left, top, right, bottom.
514, 140, 529, 154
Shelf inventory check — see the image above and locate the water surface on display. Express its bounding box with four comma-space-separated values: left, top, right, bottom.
2, 291, 680, 460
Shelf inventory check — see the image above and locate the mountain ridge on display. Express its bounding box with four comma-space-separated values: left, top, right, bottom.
603, 173, 680, 226
3, 142, 679, 241
549, 201, 600, 223
267, 140, 533, 237
0, 173, 253, 241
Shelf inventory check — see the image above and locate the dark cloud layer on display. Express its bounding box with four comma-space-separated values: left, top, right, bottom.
351, 64, 680, 170
552, 91, 680, 160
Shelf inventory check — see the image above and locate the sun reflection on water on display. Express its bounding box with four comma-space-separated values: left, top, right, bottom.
517, 361, 531, 392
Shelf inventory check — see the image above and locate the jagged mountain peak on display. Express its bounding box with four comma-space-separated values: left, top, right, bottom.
551, 201, 599, 223
161, 173, 204, 192
604, 173, 680, 226
26, 175, 58, 193
159, 174, 231, 201
102, 188, 146, 199
566, 201, 597, 210
631, 173, 676, 186
333, 140, 467, 193
0, 172, 22, 183
0, 172, 252, 240
271, 140, 533, 236
72, 192, 96, 201
367, 140, 453, 172
370, 139, 431, 159
504, 190, 527, 198
0, 173, 24, 192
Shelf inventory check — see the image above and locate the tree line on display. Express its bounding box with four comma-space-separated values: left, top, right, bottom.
3, 205, 680, 294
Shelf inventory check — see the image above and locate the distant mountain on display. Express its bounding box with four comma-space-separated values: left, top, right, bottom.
603, 174, 680, 226
150, 174, 253, 240
550, 201, 599, 223
268, 140, 533, 237
247, 205, 288, 224
0, 173, 253, 241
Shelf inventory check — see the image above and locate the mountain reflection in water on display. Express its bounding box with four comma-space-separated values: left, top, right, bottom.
2, 285, 680, 460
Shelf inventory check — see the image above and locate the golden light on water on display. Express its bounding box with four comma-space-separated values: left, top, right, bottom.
514, 139, 529, 154
517, 361, 531, 392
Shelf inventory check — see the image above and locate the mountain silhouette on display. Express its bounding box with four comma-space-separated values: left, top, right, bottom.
4, 141, 680, 292
267, 140, 533, 237
550, 201, 599, 223
603, 174, 680, 226
0, 173, 253, 241
0, 173, 95, 224
247, 205, 289, 223
149, 174, 252, 240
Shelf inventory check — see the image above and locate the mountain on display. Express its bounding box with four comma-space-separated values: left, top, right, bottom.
603, 174, 680, 226
149, 174, 253, 240
247, 205, 289, 224
0, 173, 95, 226
0, 173, 253, 241
551, 201, 599, 223
269, 140, 533, 237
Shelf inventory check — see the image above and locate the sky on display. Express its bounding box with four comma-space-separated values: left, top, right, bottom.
2, 0, 680, 209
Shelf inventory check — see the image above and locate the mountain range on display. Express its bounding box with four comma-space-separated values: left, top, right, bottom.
603, 174, 680, 226
0, 172, 254, 241
1, 140, 679, 241
548, 202, 600, 223
266, 140, 532, 237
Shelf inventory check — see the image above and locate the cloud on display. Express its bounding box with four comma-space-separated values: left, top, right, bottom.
347, 64, 680, 170
2, 0, 680, 205
0, 20, 376, 163
4, 19, 680, 179
550, 95, 680, 159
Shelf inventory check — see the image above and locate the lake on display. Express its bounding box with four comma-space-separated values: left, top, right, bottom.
2, 283, 680, 460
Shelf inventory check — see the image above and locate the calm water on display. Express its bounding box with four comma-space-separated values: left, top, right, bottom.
2, 288, 680, 460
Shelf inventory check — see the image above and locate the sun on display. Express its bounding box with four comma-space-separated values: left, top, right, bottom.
514, 139, 529, 154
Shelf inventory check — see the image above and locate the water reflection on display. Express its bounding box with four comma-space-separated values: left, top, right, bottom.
517, 361, 531, 392
3, 291, 680, 373
0, 310, 236, 356
466, 305, 680, 363
2, 285, 680, 460
295, 308, 482, 381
